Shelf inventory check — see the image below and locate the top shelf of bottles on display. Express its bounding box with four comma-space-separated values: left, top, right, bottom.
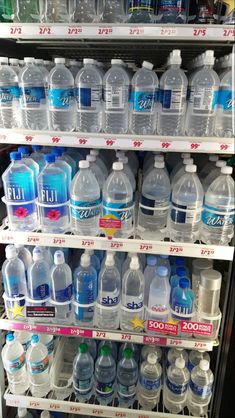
0, 23, 234, 41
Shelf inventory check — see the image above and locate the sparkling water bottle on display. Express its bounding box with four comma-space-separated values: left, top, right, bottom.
44, 0, 70, 22
118, 343, 140, 363
203, 160, 226, 192
70, 160, 101, 236
27, 247, 51, 302
117, 348, 138, 408
0, 56, 20, 128
30, 145, 46, 172
73, 342, 94, 402
95, 345, 116, 405
188, 350, 210, 373
103, 60, 130, 134
98, 340, 118, 361
13, 0, 40, 22
48, 58, 75, 131
128, 0, 156, 22
51, 250, 73, 323
72, 0, 98, 23
164, 357, 190, 414
146, 266, 171, 328
157, 0, 188, 23
143, 255, 157, 306
80, 338, 97, 360
188, 360, 214, 416
9, 58, 20, 75
138, 353, 162, 410
101, 0, 126, 22
26, 334, 50, 397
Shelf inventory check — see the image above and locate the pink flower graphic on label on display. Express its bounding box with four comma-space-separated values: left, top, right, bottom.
47, 209, 60, 220
15, 207, 28, 218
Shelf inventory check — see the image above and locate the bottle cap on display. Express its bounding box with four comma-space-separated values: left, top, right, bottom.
59, 146, 66, 152
175, 357, 185, 369
156, 266, 168, 277
130, 255, 140, 270
147, 352, 158, 364
147, 255, 157, 266
18, 146, 29, 156
183, 158, 194, 165
176, 267, 187, 277
192, 258, 213, 275
78, 343, 88, 353
70, 60, 79, 66
0, 57, 8, 64
79, 160, 89, 169
54, 250, 65, 265
159, 254, 168, 259
113, 162, 123, 171
83, 58, 95, 65
154, 155, 164, 162
53, 148, 63, 157
221, 166, 233, 175
170, 49, 182, 65
111, 59, 124, 65
200, 269, 222, 291
200, 359, 210, 371
32, 145, 42, 151
9, 58, 19, 65
101, 345, 111, 356
41, 412, 50, 418
45, 153, 55, 163
6, 333, 14, 343
179, 277, 190, 289
10, 152, 21, 161
15, 244, 23, 249
185, 164, 197, 173
54, 57, 65, 64
154, 161, 164, 169
181, 153, 191, 159
209, 155, 219, 162
216, 160, 226, 168
176, 257, 186, 266
24, 57, 35, 63
80, 253, 91, 268
90, 149, 99, 156
5, 245, 17, 259
204, 50, 215, 65
105, 252, 115, 267
35, 59, 43, 65
31, 334, 39, 345
118, 156, 128, 164
33, 247, 43, 262
142, 61, 154, 70
18, 408, 28, 418
86, 155, 96, 163
123, 348, 133, 359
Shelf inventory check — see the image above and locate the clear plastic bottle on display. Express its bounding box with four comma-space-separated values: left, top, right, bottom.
143, 154, 166, 179
199, 154, 219, 181
101, 0, 126, 22
86, 155, 106, 189
80, 338, 97, 361
0, 56, 20, 128
44, 60, 54, 73
39, 334, 54, 366
117, 348, 138, 408
90, 149, 109, 179
68, 60, 81, 79
188, 350, 210, 373
118, 155, 136, 192
98, 340, 118, 361
27, 247, 51, 304
140, 345, 162, 364
58, 146, 77, 178
1, 333, 29, 394
2, 244, 27, 301
215, 54, 234, 138
73, 342, 94, 402
138, 161, 171, 240
130, 61, 158, 135
40, 412, 50, 418
18, 145, 39, 194
171, 158, 194, 189
19, 57, 48, 130
35, 59, 49, 93
203, 160, 227, 192
118, 343, 140, 364
188, 360, 214, 416
15, 244, 32, 285
95, 252, 121, 329
14, 330, 32, 352
169, 152, 191, 182
158, 50, 188, 136
51, 250, 73, 323
13, 0, 40, 22
128, 0, 156, 23
48, 58, 75, 131
70, 160, 101, 236
30, 145, 46, 172
164, 357, 190, 414
157, 254, 171, 276
72, 0, 98, 22
171, 277, 194, 321
157, 0, 188, 23
52, 147, 72, 194
167, 347, 188, 369
170, 164, 204, 242
103, 60, 130, 134
26, 334, 50, 397
44, 0, 70, 22
143, 255, 157, 306
9, 58, 20, 75
138, 352, 162, 410
95, 345, 116, 405
16, 407, 33, 418
201, 166, 234, 245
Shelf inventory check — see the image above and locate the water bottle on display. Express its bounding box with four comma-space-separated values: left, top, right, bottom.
39, 334, 54, 365
80, 338, 97, 361
98, 340, 118, 361
188, 350, 210, 373
40, 412, 50, 418
68, 60, 81, 79
169, 152, 191, 181
140, 345, 162, 364
120, 255, 144, 332
0, 56, 20, 128
171, 256, 189, 275
118, 343, 140, 363
9, 58, 20, 75
171, 278, 194, 323
158, 50, 188, 136
44, 0, 70, 22
138, 353, 162, 410
73, 253, 97, 326
199, 154, 219, 181
201, 166, 234, 245
157, 0, 189, 23
0, 0, 13, 21
26, 334, 50, 397
143, 255, 157, 306
15, 244, 32, 285
52, 147, 72, 193
185, 51, 220, 136
170, 164, 204, 242
35, 59, 49, 92
157, 255, 171, 276
128, 0, 156, 22
27, 247, 51, 302
102, 162, 134, 238
58, 146, 77, 177
13, 0, 40, 22
95, 345, 116, 405
192, 258, 213, 299
2, 244, 27, 299
188, 360, 214, 416
73, 342, 94, 402
170, 266, 188, 303
30, 145, 46, 172
48, 58, 75, 131
16, 407, 33, 418
122, 252, 143, 276
14, 331, 32, 352
36, 246, 53, 269
215, 54, 234, 137
146, 266, 170, 328
101, 0, 126, 22
164, 357, 190, 414
118, 155, 136, 192
203, 160, 227, 191
1, 333, 29, 394
90, 149, 109, 179
117, 348, 138, 408
75, 58, 103, 133
37, 153, 70, 233
86, 155, 106, 189
51, 250, 73, 323
70, 160, 101, 236
44, 60, 54, 72
138, 161, 171, 240
103, 60, 130, 134
72, 0, 97, 22
143, 154, 166, 179
167, 347, 188, 369
18, 146, 39, 194
19, 57, 48, 130
95, 252, 121, 329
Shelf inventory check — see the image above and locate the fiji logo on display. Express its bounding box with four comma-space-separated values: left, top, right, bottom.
137, 93, 154, 111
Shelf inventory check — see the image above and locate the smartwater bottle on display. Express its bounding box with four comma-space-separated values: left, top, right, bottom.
72, 0, 98, 22
101, 0, 126, 22
0, 56, 20, 128
44, 0, 70, 22
128, 0, 156, 23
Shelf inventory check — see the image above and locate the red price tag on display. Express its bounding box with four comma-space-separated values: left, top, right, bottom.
139, 243, 153, 251
10, 26, 22, 35
51, 136, 61, 144
193, 341, 208, 349
49, 403, 60, 410
223, 28, 235, 37
121, 333, 132, 341
106, 139, 116, 147
201, 248, 214, 257
53, 238, 66, 245
92, 410, 103, 415
95, 331, 106, 339
132, 140, 143, 148
98, 27, 113, 35
1, 234, 14, 242
27, 236, 40, 244
25, 135, 34, 142
143, 335, 167, 346
147, 320, 178, 335
81, 239, 94, 248
78, 138, 88, 145
70, 406, 81, 412
168, 338, 183, 346
191, 143, 201, 150
115, 413, 127, 418
110, 241, 123, 249
169, 245, 183, 254
39, 26, 52, 35
67, 26, 82, 35
160, 27, 177, 36
193, 28, 207, 37
181, 321, 213, 336
29, 401, 40, 408
220, 144, 229, 151
161, 141, 171, 149
129, 27, 144, 36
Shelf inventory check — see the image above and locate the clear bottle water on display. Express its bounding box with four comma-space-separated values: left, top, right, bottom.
143, 154, 166, 179
103, 60, 130, 134
0, 56, 20, 128
102, 162, 134, 238
138, 161, 171, 240
170, 164, 204, 242
37, 153, 70, 233
37, 246, 53, 269
98, 340, 117, 361
169, 152, 191, 182
171, 277, 194, 322
171, 158, 194, 189
51, 250, 73, 323
13, 0, 40, 22
120, 255, 144, 332
143, 255, 157, 306
130, 61, 158, 135
35, 59, 49, 92
52, 147, 72, 194
72, 0, 98, 23
201, 166, 234, 245
48, 58, 75, 131
26, 334, 50, 397
146, 266, 171, 328
30, 145, 46, 172
27, 247, 51, 302
70, 160, 101, 236
75, 58, 103, 133
73, 342, 94, 402
185, 50, 220, 137
14, 331, 32, 352
199, 154, 219, 181
73, 253, 97, 326
80, 338, 97, 360
164, 357, 190, 414
188, 360, 214, 416
68, 60, 81, 79
86, 155, 106, 189
15, 244, 32, 285
58, 146, 77, 178
157, 255, 171, 276
95, 252, 121, 329
90, 149, 109, 179
9, 58, 20, 75
140, 345, 162, 364
117, 348, 138, 408
101, 0, 126, 22
158, 50, 188, 136
16, 407, 33, 418
1, 333, 29, 394
39, 334, 54, 366
167, 347, 188, 369
2, 245, 27, 300
122, 252, 144, 276
215, 54, 234, 138
44, 60, 54, 73
95, 345, 116, 405
128, 0, 156, 22
19, 57, 48, 130
118, 155, 136, 192
118, 343, 140, 364
188, 350, 210, 373
18, 145, 39, 194
203, 160, 226, 192
44, 0, 70, 22
138, 353, 162, 410
157, 0, 188, 23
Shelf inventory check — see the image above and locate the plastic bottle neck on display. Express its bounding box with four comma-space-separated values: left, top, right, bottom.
169, 63, 181, 69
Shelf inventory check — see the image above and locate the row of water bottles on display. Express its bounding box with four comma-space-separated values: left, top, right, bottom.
15, 408, 57, 418
0, 50, 233, 137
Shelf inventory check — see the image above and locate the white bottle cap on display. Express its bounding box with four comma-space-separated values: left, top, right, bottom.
80, 253, 90, 268
181, 153, 191, 159
183, 158, 194, 165
35, 59, 43, 65
185, 164, 197, 173
221, 166, 233, 175
154, 155, 164, 162
113, 162, 123, 171
142, 61, 154, 70
41, 411, 50, 418
70, 60, 79, 66
204, 50, 215, 65
54, 250, 65, 265
15, 244, 24, 249
33, 247, 43, 262
105, 252, 115, 267
5, 245, 17, 259
44, 60, 51, 65
85, 249, 94, 256
175, 357, 185, 369
83, 58, 95, 65
170, 49, 182, 65
209, 155, 219, 162
200, 269, 222, 291
199, 359, 210, 371
116, 151, 125, 158
79, 160, 89, 169
154, 161, 165, 169
0, 57, 8, 64
130, 255, 140, 270
86, 155, 96, 163
9, 58, 19, 65
216, 160, 226, 168
90, 149, 99, 156
118, 156, 128, 164
111, 59, 124, 65
18, 408, 28, 418
147, 353, 157, 364
54, 57, 65, 64
24, 57, 35, 63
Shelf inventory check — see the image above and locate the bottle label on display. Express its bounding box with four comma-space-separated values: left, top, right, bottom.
123, 296, 143, 311
74, 283, 96, 305
70, 198, 101, 220
218, 89, 235, 111
189, 87, 219, 111
54, 284, 73, 302
0, 86, 20, 104
43, 205, 68, 222
20, 86, 46, 107
5, 182, 36, 202
39, 185, 68, 204
48, 88, 74, 109
171, 302, 193, 318
166, 377, 188, 395
131, 90, 156, 112
5, 353, 25, 372
139, 375, 161, 390
202, 204, 235, 228
102, 200, 133, 223
96, 379, 115, 398
128, 0, 155, 12
76, 86, 102, 108
46, 339, 54, 355
11, 202, 36, 220
74, 378, 92, 394
4, 276, 19, 297
171, 202, 202, 225
117, 382, 136, 400
159, 87, 187, 110
190, 380, 213, 398
188, 361, 194, 373
32, 283, 50, 300
101, 291, 120, 307
159, 0, 186, 12
104, 86, 127, 110
27, 356, 49, 374
140, 195, 169, 217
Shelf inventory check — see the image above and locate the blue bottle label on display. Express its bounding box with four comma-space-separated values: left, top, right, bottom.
159, 87, 187, 110
218, 89, 234, 110
48, 88, 74, 109
6, 353, 25, 373
159, 0, 186, 12
102, 200, 133, 222
20, 86, 46, 107
171, 301, 193, 319
117, 382, 136, 400
189, 87, 219, 111
0, 86, 20, 103
101, 293, 120, 307
76, 86, 102, 108
74, 281, 96, 305
28, 356, 49, 374
70, 198, 101, 220
32, 283, 50, 300
5, 181, 36, 202
128, 0, 155, 12
139, 375, 161, 390
202, 204, 235, 228
171, 202, 201, 225
96, 379, 115, 398
39, 183, 68, 204
190, 380, 213, 398
124, 296, 143, 310
131, 90, 155, 112
166, 377, 188, 395
54, 284, 73, 302
140, 194, 168, 217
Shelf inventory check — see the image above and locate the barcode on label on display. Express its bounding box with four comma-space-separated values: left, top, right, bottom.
105, 87, 125, 109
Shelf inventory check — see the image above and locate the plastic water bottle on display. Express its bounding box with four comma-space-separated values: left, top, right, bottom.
44, 0, 70, 22
138, 353, 162, 410
117, 348, 138, 408
13, 0, 40, 22
16, 407, 33, 418
39, 334, 54, 366
37, 246, 53, 269
102, 162, 134, 238
75, 58, 103, 133
128, 0, 156, 22
188, 350, 210, 373
157, 255, 171, 276
143, 255, 157, 306
73, 342, 94, 402
169, 152, 191, 181
51, 250, 73, 323
122, 252, 143, 276
30, 145, 46, 172
26, 334, 50, 397
185, 51, 220, 136
140, 345, 162, 364
203, 160, 226, 191
1, 333, 29, 394
170, 266, 188, 303
138, 161, 171, 240
86, 155, 106, 189
19, 57, 48, 130
90, 149, 109, 179
199, 154, 219, 181
15, 244, 32, 285
143, 154, 166, 179
44, 60, 54, 72
201, 166, 234, 245
72, 0, 97, 22
215, 54, 234, 137
73, 252, 97, 326
170, 165, 204, 242
27, 247, 51, 302
95, 252, 121, 329
95, 345, 116, 405
9, 58, 20, 75
14, 331, 32, 352
188, 360, 214, 416
18, 146, 39, 193
164, 357, 190, 414
118, 343, 140, 364
80, 338, 97, 361
157, 0, 189, 23
35, 59, 49, 92
158, 50, 188, 136
2, 245, 27, 299
52, 147, 72, 193
0, 56, 20, 128
146, 266, 171, 329
167, 347, 188, 369
58, 146, 77, 178
171, 278, 194, 322
40, 412, 50, 418
70, 160, 101, 236
103, 60, 130, 134
101, 0, 126, 22
118, 155, 136, 192
37, 154, 70, 233
98, 340, 118, 361
48, 58, 75, 131
68, 60, 81, 79
120, 255, 144, 332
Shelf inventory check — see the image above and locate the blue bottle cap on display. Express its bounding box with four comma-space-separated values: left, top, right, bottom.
31, 334, 39, 344
32, 145, 42, 151
156, 266, 168, 277
147, 255, 157, 266
53, 148, 63, 157
10, 152, 21, 161
175, 257, 186, 266
176, 267, 187, 277
6, 333, 14, 343
18, 146, 29, 156
179, 278, 190, 289
45, 153, 55, 163
159, 255, 168, 259
60, 146, 66, 152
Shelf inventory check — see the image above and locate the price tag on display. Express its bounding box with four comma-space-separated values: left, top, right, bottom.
39, 26, 52, 35
27, 236, 40, 244
115, 413, 127, 418
25, 135, 34, 142
169, 245, 183, 254
98, 27, 113, 35
46, 325, 61, 334
201, 248, 215, 257
0, 133, 6, 140
193, 341, 208, 349
53, 237, 66, 245
147, 320, 178, 335
10, 26, 22, 35
129, 27, 145, 36
220, 144, 230, 151
81, 239, 94, 248
121, 333, 132, 341
161, 141, 171, 150
95, 331, 107, 339
132, 140, 144, 148
67, 26, 83, 35
143, 335, 167, 346
160, 27, 177, 36
223, 28, 235, 37
138, 415, 150, 418
139, 243, 153, 252
190, 142, 201, 150
69, 406, 81, 412
181, 321, 212, 336
110, 241, 123, 250
106, 139, 116, 147
51, 136, 61, 144
92, 409, 104, 415
29, 401, 40, 408
78, 137, 88, 145
1, 234, 14, 242
168, 338, 183, 346
193, 28, 207, 37
49, 403, 61, 410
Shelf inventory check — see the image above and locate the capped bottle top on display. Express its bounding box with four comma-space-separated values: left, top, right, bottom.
204, 50, 215, 65
209, 154, 219, 162
45, 153, 55, 163
200, 269, 222, 291
54, 250, 65, 265
156, 266, 168, 277
54, 57, 65, 64
170, 49, 182, 65
111, 59, 124, 65
83, 58, 95, 65
18, 408, 28, 418
78, 343, 88, 353
105, 252, 115, 267
9, 58, 19, 65
175, 357, 185, 369
216, 160, 226, 168
24, 57, 35, 63
113, 162, 123, 171
199, 359, 210, 371
15, 244, 23, 249
35, 59, 43, 65
79, 160, 89, 169
179, 277, 190, 289
32, 145, 43, 151
176, 257, 186, 266
183, 157, 194, 165
31, 334, 39, 345
80, 253, 91, 268
130, 255, 140, 270
181, 153, 191, 159
142, 61, 154, 70
101, 345, 111, 356
192, 258, 213, 272
154, 161, 164, 169
0, 57, 8, 64
159, 254, 168, 259
123, 348, 133, 359
41, 412, 50, 418
176, 267, 187, 277
87, 155, 96, 163
90, 149, 99, 156
33, 247, 43, 262
5, 244, 17, 259
147, 352, 158, 365
147, 255, 157, 266
116, 151, 125, 158
221, 166, 233, 175
53, 148, 63, 157
118, 156, 128, 164
154, 155, 164, 162
18, 146, 29, 156
10, 152, 21, 161
6, 332, 14, 343
185, 164, 197, 173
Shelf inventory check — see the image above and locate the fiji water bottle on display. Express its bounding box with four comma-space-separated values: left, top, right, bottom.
128, 0, 156, 23
30, 145, 46, 172
157, 0, 189, 23
171, 278, 194, 323
0, 56, 20, 128
18, 145, 39, 194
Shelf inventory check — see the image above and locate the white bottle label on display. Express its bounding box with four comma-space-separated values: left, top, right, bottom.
122, 296, 143, 311
189, 86, 219, 111
171, 202, 202, 225
104, 86, 127, 110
